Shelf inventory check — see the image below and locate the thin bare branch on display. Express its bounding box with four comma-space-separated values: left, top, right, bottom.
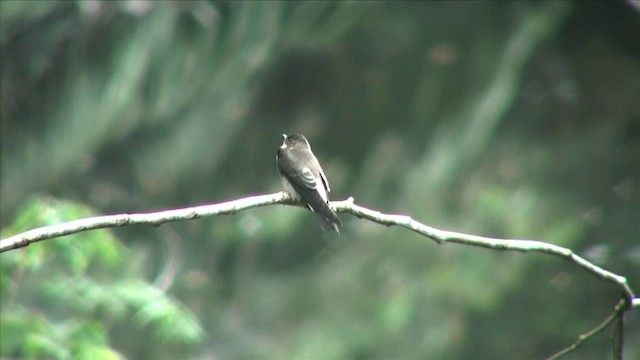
545, 299, 627, 360
1, 192, 638, 358
330, 198, 636, 305
0, 192, 291, 252
1, 193, 636, 304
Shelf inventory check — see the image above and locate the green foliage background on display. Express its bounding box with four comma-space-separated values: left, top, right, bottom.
1, 1, 639, 359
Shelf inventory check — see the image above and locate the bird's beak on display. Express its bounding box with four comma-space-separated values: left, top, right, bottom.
282, 134, 287, 140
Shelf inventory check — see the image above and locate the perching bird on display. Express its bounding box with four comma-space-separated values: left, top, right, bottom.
276, 134, 342, 232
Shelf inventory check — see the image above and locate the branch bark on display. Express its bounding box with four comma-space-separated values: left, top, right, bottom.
330, 198, 636, 306
1, 192, 289, 253
1, 192, 638, 358
1, 192, 636, 303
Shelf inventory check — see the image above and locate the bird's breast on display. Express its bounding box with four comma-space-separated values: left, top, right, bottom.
280, 175, 301, 200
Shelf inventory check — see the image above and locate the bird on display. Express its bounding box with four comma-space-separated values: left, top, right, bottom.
276, 134, 342, 232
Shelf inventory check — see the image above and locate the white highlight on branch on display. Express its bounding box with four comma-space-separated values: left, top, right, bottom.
1, 192, 636, 307
0, 192, 288, 252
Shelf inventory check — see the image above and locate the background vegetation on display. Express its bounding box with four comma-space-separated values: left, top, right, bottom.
1, 1, 639, 359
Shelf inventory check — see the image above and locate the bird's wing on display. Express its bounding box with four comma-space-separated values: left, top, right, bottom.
289, 166, 318, 191
277, 151, 318, 191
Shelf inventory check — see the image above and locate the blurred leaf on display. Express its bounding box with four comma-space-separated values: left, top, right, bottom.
0, 196, 204, 358
2, 195, 124, 272
131, 284, 205, 343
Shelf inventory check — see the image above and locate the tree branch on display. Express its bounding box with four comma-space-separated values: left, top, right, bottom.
1, 192, 636, 302
1, 192, 291, 253
1, 192, 638, 358
330, 198, 636, 306
545, 298, 627, 360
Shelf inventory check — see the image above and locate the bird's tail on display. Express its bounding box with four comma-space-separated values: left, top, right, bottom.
315, 205, 342, 233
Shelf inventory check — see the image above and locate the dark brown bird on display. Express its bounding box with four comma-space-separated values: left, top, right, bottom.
276, 134, 342, 232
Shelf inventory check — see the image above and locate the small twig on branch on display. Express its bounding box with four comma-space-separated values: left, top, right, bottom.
1, 192, 638, 359
545, 298, 627, 360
